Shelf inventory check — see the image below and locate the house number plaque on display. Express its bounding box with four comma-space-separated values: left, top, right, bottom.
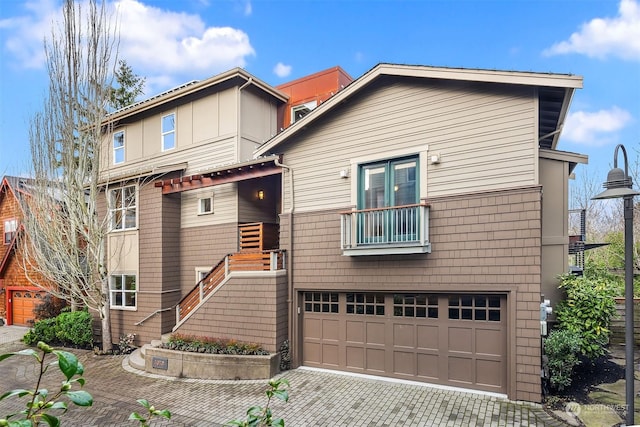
152, 356, 168, 370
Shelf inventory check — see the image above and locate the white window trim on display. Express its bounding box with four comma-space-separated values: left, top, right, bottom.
113, 130, 125, 165
108, 184, 138, 231
3, 218, 17, 245
195, 267, 211, 284
161, 112, 176, 151
197, 195, 214, 215
290, 100, 317, 124
109, 274, 137, 310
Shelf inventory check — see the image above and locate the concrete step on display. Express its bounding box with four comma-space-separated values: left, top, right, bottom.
128, 347, 145, 371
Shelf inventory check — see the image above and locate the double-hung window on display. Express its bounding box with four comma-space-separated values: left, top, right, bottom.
113, 131, 125, 164
359, 156, 418, 244
110, 274, 136, 308
3, 218, 17, 244
109, 185, 137, 230
162, 113, 175, 151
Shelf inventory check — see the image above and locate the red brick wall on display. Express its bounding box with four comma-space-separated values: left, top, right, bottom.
285, 186, 543, 401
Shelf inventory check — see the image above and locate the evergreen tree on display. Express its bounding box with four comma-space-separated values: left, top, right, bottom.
109, 59, 145, 110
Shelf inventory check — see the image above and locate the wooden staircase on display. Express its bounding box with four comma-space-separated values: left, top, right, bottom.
174, 223, 284, 330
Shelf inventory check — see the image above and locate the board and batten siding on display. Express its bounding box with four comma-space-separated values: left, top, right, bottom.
101, 87, 240, 176
277, 78, 538, 213
240, 89, 280, 161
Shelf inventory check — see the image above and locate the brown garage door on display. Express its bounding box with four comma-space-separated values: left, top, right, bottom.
302, 292, 507, 394
12, 290, 44, 326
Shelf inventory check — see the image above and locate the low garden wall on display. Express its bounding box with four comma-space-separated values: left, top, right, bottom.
144, 346, 280, 380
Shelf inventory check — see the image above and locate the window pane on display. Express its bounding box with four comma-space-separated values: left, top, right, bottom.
125, 292, 136, 307
113, 292, 123, 306
162, 114, 175, 132
111, 276, 123, 290
125, 276, 136, 291
163, 133, 175, 150
393, 160, 416, 206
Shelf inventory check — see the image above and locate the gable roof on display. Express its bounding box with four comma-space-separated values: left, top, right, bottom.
254, 63, 583, 157
106, 68, 289, 125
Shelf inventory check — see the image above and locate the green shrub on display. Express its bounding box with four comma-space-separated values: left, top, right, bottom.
23, 318, 58, 345
163, 334, 269, 355
544, 329, 582, 391
556, 273, 617, 359
56, 310, 93, 348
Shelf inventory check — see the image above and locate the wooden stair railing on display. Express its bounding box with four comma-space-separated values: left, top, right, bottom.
175, 250, 286, 327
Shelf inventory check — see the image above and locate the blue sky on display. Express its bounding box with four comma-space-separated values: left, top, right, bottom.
1, 0, 639, 193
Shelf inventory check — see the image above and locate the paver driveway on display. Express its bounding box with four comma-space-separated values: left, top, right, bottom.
0, 335, 568, 426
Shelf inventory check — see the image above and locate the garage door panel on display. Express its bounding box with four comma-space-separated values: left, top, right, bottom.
346, 320, 364, 343
476, 359, 503, 388
475, 328, 504, 356
448, 356, 473, 384
346, 345, 364, 369
393, 351, 415, 375
366, 348, 385, 372
393, 323, 415, 347
416, 353, 439, 379
303, 318, 321, 339
448, 327, 473, 353
303, 342, 321, 364
322, 343, 339, 366
322, 319, 340, 341
366, 322, 385, 345
416, 325, 438, 350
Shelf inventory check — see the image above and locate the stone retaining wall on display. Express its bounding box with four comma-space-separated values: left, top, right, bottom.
145, 347, 280, 380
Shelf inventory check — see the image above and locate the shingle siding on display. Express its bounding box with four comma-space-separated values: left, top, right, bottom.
287, 186, 542, 401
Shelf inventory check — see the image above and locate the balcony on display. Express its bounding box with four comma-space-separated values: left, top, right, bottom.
340, 204, 431, 256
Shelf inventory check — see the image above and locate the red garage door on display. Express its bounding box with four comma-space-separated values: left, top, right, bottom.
302, 292, 507, 394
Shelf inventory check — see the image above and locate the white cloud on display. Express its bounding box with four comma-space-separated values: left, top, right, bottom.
0, 0, 59, 69
543, 0, 640, 61
115, 0, 255, 86
563, 106, 633, 146
273, 62, 292, 78
0, 0, 256, 89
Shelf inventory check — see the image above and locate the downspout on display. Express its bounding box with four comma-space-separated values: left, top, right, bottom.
237, 77, 253, 162
275, 157, 295, 366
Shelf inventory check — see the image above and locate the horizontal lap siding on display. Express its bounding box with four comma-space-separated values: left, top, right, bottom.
288, 187, 542, 401
280, 78, 536, 212
181, 184, 237, 228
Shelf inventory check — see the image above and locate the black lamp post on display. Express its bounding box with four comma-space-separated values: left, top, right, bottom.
592, 144, 639, 425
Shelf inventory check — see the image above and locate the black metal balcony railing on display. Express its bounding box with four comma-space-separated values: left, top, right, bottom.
340, 204, 431, 256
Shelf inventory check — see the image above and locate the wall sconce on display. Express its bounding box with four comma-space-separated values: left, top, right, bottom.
340, 169, 350, 178
430, 153, 441, 164
257, 190, 265, 200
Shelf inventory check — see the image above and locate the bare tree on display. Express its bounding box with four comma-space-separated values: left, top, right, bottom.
19, 0, 116, 350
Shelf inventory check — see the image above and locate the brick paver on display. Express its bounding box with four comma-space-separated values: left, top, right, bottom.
0, 327, 568, 426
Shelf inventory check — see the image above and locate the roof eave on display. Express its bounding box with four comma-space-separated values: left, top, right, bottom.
254, 63, 584, 158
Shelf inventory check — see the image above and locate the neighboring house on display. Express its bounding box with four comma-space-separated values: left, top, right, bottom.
102, 63, 587, 403
0, 176, 50, 326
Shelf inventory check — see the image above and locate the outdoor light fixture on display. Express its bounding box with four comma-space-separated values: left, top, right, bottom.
592, 144, 640, 425
257, 190, 265, 200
